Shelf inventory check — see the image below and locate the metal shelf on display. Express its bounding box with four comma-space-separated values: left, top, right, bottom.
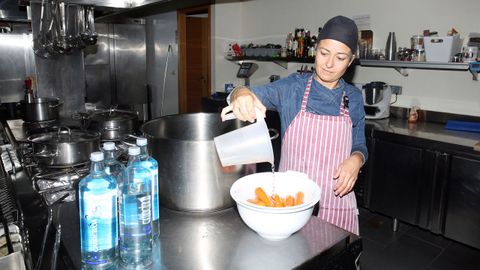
359, 60, 470, 76
226, 56, 314, 69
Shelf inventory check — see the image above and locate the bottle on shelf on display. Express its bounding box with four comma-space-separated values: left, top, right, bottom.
136, 137, 160, 241
79, 152, 118, 269
119, 146, 153, 268
24, 77, 34, 103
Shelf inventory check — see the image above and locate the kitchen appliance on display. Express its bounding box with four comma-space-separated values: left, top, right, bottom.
141, 113, 249, 212
362, 81, 392, 119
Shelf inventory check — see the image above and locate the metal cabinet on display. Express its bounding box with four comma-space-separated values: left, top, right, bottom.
368, 139, 430, 226
442, 155, 480, 249
365, 132, 480, 250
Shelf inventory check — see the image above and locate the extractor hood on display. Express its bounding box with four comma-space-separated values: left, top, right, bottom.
0, 0, 29, 22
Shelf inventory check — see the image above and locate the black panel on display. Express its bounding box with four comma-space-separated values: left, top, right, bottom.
369, 140, 424, 225
444, 156, 480, 249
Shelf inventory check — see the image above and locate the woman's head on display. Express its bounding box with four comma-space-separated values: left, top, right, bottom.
314, 16, 358, 88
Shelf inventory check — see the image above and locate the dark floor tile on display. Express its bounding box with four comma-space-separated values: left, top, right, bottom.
359, 213, 411, 248
429, 241, 480, 270
379, 234, 442, 270
358, 207, 375, 225
406, 226, 452, 249
359, 238, 390, 270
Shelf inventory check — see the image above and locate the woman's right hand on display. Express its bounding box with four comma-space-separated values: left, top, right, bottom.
220, 87, 266, 123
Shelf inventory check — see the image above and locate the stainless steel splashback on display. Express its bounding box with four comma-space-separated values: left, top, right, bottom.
0, 26, 36, 103
84, 22, 147, 114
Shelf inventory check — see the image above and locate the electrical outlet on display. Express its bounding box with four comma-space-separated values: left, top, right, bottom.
390, 85, 402, 95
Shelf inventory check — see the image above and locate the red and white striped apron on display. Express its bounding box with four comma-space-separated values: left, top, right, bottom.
279, 76, 359, 235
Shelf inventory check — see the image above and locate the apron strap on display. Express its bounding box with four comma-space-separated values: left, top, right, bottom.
300, 76, 313, 111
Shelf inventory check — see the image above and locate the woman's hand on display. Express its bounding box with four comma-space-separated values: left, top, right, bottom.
333, 153, 364, 197
220, 87, 266, 123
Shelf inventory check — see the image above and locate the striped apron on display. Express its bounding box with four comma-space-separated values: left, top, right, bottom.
279, 76, 359, 235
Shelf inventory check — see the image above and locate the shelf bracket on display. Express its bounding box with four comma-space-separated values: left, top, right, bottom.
394, 67, 409, 76
273, 61, 288, 69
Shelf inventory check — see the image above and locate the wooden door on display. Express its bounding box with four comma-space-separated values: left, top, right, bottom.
178, 6, 211, 113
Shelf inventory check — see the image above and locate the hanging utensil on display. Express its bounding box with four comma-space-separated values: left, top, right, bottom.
50, 224, 62, 270
82, 6, 97, 45
34, 208, 53, 270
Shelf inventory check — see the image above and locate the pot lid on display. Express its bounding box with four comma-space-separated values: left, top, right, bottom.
28, 127, 100, 143
90, 109, 138, 121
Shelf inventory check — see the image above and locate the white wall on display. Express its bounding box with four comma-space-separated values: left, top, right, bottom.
212, 0, 480, 116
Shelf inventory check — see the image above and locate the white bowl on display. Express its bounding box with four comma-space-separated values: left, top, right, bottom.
230, 171, 321, 241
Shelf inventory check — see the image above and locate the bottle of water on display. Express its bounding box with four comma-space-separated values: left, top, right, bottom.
103, 142, 125, 187
119, 146, 153, 267
79, 152, 118, 269
136, 137, 159, 240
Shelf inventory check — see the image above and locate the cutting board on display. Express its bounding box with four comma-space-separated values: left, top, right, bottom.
445, 120, 480, 133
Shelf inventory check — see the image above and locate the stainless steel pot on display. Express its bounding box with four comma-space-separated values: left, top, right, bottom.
141, 113, 249, 212
21, 97, 62, 122
27, 127, 100, 167
85, 109, 139, 141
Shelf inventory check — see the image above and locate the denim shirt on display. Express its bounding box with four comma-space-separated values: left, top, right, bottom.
251, 73, 368, 162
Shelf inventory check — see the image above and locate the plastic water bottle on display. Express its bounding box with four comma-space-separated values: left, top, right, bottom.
103, 142, 125, 186
136, 137, 159, 240
119, 146, 153, 267
79, 152, 118, 269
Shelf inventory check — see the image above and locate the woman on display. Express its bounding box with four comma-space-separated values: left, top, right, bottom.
221, 15, 367, 235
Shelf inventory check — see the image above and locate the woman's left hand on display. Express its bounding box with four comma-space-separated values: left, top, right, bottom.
333, 153, 363, 197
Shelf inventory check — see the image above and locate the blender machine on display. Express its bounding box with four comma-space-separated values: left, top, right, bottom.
362, 81, 392, 119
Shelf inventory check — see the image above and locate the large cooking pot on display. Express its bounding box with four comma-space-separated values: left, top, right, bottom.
141, 113, 249, 212
21, 97, 62, 122
84, 109, 139, 141
27, 127, 100, 167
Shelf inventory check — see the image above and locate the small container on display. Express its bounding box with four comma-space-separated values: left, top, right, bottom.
411, 35, 424, 49
408, 106, 419, 123
463, 46, 478, 62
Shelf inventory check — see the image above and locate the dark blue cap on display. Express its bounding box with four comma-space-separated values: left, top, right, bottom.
318, 15, 358, 54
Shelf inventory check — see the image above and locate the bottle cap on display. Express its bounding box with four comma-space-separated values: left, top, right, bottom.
90, 151, 104, 162
128, 146, 140, 156
136, 137, 147, 146
103, 142, 115, 151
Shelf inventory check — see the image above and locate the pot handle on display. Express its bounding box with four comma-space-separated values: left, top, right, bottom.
57, 126, 71, 137
28, 150, 58, 158
103, 126, 121, 131
49, 102, 64, 108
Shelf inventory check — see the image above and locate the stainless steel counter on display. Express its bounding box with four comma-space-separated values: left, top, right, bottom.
56, 201, 357, 269
366, 118, 480, 150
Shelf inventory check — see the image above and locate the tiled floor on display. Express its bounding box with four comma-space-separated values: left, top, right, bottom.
358, 207, 480, 270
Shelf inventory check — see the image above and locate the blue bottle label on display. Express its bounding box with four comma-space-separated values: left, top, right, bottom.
151, 169, 159, 221
81, 190, 117, 252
